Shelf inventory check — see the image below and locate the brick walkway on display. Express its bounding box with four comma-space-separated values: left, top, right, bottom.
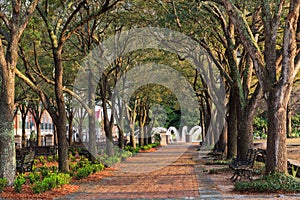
57, 143, 200, 199
55, 143, 300, 200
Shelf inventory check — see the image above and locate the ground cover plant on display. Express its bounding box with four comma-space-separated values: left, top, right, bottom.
234, 173, 300, 193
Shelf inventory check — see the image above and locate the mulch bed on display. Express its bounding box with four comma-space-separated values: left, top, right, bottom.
0, 184, 79, 200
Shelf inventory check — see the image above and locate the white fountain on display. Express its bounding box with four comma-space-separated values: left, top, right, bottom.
182, 126, 188, 142
189, 126, 202, 142
166, 126, 180, 143
151, 127, 167, 135
182, 125, 202, 143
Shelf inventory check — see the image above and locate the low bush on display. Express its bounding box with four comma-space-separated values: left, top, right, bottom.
141, 145, 151, 151
27, 172, 40, 184
39, 156, 46, 165
75, 165, 94, 180
234, 173, 300, 193
124, 146, 140, 155
47, 155, 54, 162
152, 142, 160, 147
32, 173, 71, 194
76, 157, 91, 169
68, 153, 76, 162
33, 159, 38, 165
39, 166, 51, 178
54, 154, 58, 162
14, 174, 26, 193
68, 147, 77, 156
0, 178, 7, 193
69, 163, 77, 171
121, 151, 132, 160
103, 156, 121, 167
92, 163, 105, 173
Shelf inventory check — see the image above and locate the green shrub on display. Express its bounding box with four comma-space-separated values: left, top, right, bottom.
39, 156, 46, 164
124, 146, 140, 155
47, 155, 54, 162
141, 145, 150, 150
39, 156, 46, 165
97, 154, 108, 163
54, 154, 59, 162
104, 156, 121, 167
32, 181, 48, 194
124, 145, 133, 152
68, 153, 75, 162
234, 173, 300, 193
39, 166, 51, 178
27, 172, 40, 184
33, 159, 38, 165
56, 173, 71, 185
51, 165, 58, 173
14, 174, 26, 193
75, 165, 94, 180
69, 163, 77, 171
0, 178, 7, 193
76, 157, 91, 169
92, 163, 105, 173
68, 147, 76, 156
152, 142, 158, 148
121, 151, 132, 160
32, 173, 71, 194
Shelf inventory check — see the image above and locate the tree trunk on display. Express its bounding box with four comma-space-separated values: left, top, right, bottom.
0, 48, 17, 185
130, 122, 136, 148
21, 109, 28, 148
55, 119, 69, 172
0, 116, 15, 185
215, 123, 227, 153
36, 124, 42, 146
227, 90, 238, 159
53, 49, 69, 172
286, 107, 292, 138
54, 125, 58, 147
266, 89, 288, 173
0, 69, 16, 185
100, 76, 115, 156
237, 111, 254, 159
105, 126, 114, 156
68, 120, 73, 145
88, 69, 97, 159
204, 96, 212, 145
118, 127, 124, 149
78, 120, 83, 143
139, 126, 144, 146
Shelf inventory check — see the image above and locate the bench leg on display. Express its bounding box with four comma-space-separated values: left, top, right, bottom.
231, 169, 241, 182
245, 170, 253, 181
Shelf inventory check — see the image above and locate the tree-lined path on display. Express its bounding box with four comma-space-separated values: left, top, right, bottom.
57, 144, 199, 199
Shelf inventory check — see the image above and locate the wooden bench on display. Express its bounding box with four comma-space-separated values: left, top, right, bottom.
16, 150, 35, 173
31, 146, 57, 156
229, 149, 258, 181
256, 148, 267, 163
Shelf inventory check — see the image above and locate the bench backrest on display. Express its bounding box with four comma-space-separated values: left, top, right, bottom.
23, 151, 35, 163
247, 149, 258, 167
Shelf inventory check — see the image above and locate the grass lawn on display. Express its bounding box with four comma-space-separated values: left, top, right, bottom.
254, 137, 300, 144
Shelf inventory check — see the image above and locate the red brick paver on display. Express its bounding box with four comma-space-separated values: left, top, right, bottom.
58, 143, 199, 199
